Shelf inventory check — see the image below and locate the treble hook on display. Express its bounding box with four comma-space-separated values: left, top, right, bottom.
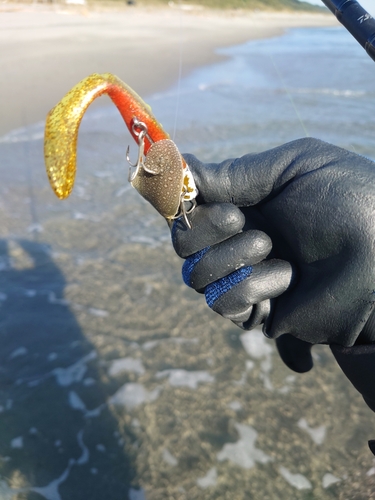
177, 187, 197, 230
126, 119, 156, 182
127, 119, 147, 182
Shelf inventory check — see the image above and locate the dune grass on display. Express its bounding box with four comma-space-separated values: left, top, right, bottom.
131, 0, 324, 11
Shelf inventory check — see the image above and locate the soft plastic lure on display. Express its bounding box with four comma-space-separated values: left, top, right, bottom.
44, 73, 198, 227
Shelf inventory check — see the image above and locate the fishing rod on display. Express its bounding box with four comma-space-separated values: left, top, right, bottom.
321, 0, 375, 61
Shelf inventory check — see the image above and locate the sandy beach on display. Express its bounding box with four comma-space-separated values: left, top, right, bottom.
0, 4, 337, 136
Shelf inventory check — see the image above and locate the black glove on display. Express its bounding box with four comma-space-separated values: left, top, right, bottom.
172, 138, 375, 430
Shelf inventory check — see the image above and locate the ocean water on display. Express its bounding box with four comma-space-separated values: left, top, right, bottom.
0, 26, 375, 500
155, 26, 375, 161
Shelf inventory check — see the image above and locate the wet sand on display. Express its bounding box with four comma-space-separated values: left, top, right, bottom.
1, 4, 375, 500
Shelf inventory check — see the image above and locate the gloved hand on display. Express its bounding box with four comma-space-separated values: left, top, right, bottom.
172, 138, 375, 376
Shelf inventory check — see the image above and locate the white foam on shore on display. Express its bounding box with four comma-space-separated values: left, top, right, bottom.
322, 473, 341, 488
279, 466, 312, 490
52, 351, 97, 387
29, 430, 89, 500
297, 418, 326, 445
9, 347, 28, 359
142, 337, 199, 350
217, 423, 272, 469
76, 430, 89, 465
240, 330, 274, 390
162, 448, 178, 467
0, 479, 21, 499
48, 292, 69, 306
31, 464, 72, 500
109, 383, 160, 410
83, 377, 96, 386
196, 467, 218, 489
240, 330, 273, 359
108, 357, 145, 377
155, 369, 214, 389
67, 390, 104, 419
227, 401, 243, 411
10, 436, 23, 449
68, 391, 86, 412
129, 488, 147, 500
89, 308, 108, 318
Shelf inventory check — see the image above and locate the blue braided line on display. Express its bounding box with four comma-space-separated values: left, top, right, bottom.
182, 247, 210, 287
205, 266, 253, 308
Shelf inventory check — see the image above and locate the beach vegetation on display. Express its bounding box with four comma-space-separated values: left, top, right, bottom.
132, 0, 325, 11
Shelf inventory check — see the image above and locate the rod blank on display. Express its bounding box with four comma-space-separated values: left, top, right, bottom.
321, 0, 375, 61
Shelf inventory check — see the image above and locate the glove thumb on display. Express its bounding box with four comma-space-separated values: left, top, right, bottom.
183, 138, 326, 207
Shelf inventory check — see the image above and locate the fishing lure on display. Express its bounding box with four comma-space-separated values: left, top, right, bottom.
44, 73, 198, 228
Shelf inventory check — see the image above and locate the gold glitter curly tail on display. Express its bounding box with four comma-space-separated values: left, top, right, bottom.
44, 73, 169, 199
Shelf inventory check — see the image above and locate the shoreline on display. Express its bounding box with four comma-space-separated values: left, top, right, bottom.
0, 4, 338, 135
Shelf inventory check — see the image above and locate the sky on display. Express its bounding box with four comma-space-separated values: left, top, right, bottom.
303, 0, 375, 15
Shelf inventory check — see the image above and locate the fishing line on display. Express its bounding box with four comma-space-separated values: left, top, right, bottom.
319, 0, 374, 155
24, 119, 41, 243
268, 51, 310, 138
172, 0, 184, 141
269, 49, 357, 153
